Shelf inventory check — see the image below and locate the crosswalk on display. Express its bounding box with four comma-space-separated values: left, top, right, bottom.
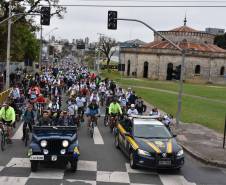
0, 157, 197, 185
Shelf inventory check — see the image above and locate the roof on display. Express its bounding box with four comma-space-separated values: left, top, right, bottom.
142, 41, 226, 53
168, 25, 199, 32
133, 118, 164, 126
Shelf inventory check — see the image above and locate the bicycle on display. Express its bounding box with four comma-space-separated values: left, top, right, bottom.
87, 115, 99, 138
0, 122, 9, 151
24, 126, 30, 147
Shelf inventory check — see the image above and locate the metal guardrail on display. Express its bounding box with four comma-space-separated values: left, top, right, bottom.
0, 88, 12, 105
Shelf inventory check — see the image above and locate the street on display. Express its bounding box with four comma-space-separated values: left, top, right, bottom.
0, 106, 226, 185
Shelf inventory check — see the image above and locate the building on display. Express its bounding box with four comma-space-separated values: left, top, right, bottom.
205, 28, 225, 35
120, 19, 226, 84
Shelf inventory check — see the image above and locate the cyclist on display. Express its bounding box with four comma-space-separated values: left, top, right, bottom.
21, 104, 35, 141
67, 99, 78, 126
0, 102, 16, 144
127, 104, 139, 116
109, 98, 122, 117
86, 99, 100, 126
76, 93, 87, 122
119, 94, 128, 114
90, 91, 100, 104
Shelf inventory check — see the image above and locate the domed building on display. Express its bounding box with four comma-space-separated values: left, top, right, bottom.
120, 19, 226, 84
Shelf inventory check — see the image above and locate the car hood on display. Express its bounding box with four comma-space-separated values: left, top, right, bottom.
33, 130, 77, 141
134, 137, 179, 154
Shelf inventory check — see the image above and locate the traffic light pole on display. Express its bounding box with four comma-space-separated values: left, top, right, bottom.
116, 18, 185, 126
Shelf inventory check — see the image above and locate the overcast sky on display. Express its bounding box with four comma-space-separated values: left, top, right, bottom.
37, 0, 226, 43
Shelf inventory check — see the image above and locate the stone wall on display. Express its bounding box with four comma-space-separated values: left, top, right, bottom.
120, 49, 226, 84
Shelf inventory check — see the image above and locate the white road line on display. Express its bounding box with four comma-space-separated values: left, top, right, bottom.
159, 175, 196, 185
12, 122, 23, 140
0, 177, 28, 185
93, 126, 104, 145
97, 171, 130, 183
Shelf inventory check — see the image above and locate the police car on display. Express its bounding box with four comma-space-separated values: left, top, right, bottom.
115, 115, 184, 169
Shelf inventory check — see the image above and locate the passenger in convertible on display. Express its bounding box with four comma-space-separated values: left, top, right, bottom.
55, 111, 74, 126
38, 110, 53, 126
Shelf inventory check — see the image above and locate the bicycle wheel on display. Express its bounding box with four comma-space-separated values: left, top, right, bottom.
1, 131, 5, 151
24, 128, 29, 147
90, 123, 94, 138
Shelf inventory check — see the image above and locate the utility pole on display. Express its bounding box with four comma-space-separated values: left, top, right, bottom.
39, 24, 43, 71
97, 33, 104, 74
5, 0, 12, 89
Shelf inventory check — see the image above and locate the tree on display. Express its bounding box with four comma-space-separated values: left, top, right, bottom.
98, 36, 117, 71
0, 0, 66, 63
214, 34, 226, 49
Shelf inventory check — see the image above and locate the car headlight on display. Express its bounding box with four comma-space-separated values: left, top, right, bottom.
138, 149, 151, 157
40, 140, 47, 148
177, 149, 184, 157
62, 140, 69, 148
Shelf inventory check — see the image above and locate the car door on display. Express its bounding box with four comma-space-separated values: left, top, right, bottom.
117, 122, 128, 155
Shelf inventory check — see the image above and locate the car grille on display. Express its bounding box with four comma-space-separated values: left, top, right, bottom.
46, 140, 62, 154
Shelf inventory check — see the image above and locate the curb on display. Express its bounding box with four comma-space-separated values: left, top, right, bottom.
179, 142, 226, 168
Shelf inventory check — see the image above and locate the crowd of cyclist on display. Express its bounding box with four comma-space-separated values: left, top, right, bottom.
0, 60, 171, 145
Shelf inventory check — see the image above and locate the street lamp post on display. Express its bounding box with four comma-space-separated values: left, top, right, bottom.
5, 0, 12, 89
116, 18, 186, 126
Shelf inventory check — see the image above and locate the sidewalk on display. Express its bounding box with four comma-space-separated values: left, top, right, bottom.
144, 102, 226, 168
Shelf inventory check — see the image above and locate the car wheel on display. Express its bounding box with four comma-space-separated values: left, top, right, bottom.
129, 152, 137, 169
31, 161, 38, 172
71, 160, 78, 172
115, 135, 120, 149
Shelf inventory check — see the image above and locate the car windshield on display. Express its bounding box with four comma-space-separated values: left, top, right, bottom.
133, 124, 172, 139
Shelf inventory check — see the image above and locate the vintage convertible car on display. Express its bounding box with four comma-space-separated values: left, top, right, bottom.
28, 126, 80, 172
115, 115, 184, 170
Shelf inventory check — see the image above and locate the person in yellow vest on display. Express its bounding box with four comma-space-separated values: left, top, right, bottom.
0, 102, 16, 144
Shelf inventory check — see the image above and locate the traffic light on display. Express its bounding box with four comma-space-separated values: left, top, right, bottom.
108, 11, 117, 30
41, 6, 51, 26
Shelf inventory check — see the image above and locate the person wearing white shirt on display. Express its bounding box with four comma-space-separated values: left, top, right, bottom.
127, 104, 138, 116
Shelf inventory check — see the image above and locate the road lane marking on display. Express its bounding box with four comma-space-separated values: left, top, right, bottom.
97, 171, 130, 183
160, 175, 196, 185
12, 122, 23, 140
6, 158, 30, 168
66, 180, 96, 185
0, 176, 28, 185
93, 126, 104, 145
77, 160, 97, 171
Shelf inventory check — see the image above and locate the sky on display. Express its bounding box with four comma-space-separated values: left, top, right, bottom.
37, 0, 226, 43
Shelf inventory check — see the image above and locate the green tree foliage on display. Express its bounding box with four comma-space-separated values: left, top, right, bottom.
214, 34, 226, 49
0, 0, 66, 62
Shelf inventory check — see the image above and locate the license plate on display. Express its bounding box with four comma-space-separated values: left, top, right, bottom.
30, 155, 44, 161
159, 160, 171, 165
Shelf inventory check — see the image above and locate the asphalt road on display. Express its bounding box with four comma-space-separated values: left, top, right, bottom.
0, 105, 226, 185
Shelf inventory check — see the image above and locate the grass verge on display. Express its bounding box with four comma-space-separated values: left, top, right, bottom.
101, 70, 226, 133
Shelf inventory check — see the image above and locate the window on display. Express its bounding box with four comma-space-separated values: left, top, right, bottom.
195, 65, 201, 74
220, 66, 225, 76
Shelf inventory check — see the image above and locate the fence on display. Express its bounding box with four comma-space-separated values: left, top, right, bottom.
0, 88, 12, 105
